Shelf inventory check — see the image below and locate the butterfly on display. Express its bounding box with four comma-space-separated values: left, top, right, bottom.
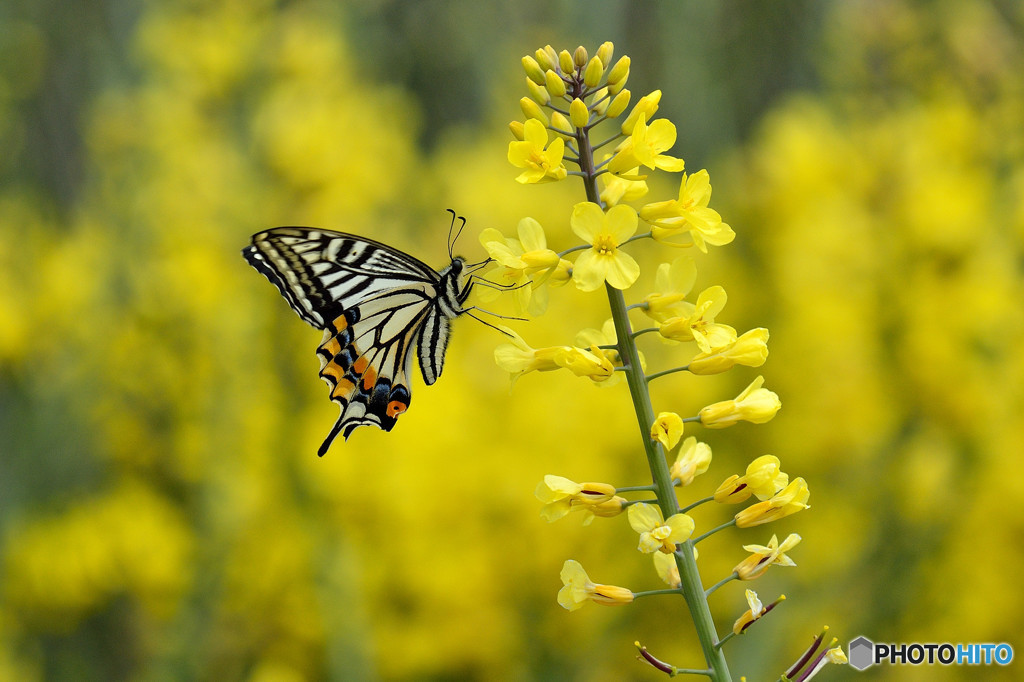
243, 214, 486, 455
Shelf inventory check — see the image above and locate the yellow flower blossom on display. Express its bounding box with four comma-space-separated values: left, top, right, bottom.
733, 533, 801, 580
574, 319, 637, 388
534, 476, 624, 523
643, 257, 697, 322
608, 114, 685, 174
640, 170, 736, 252
570, 202, 641, 292
507, 118, 567, 184
599, 155, 648, 207
658, 285, 737, 352
714, 455, 789, 504
478, 218, 562, 315
688, 328, 769, 375
670, 437, 712, 486
651, 412, 684, 451
733, 585, 770, 630
735, 478, 810, 528
627, 503, 695, 554
493, 327, 567, 385
557, 345, 615, 382
558, 560, 634, 611
699, 375, 781, 428
652, 552, 681, 588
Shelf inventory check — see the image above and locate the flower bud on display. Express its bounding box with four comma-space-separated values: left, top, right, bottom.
591, 87, 609, 116
522, 55, 546, 85
573, 45, 588, 68
606, 89, 631, 118
596, 41, 614, 68
526, 77, 549, 105
559, 49, 575, 74
544, 69, 566, 98
549, 111, 572, 138
607, 55, 631, 85
508, 120, 525, 140
519, 97, 549, 126
535, 46, 556, 72
569, 97, 589, 128
622, 89, 662, 134
583, 56, 605, 87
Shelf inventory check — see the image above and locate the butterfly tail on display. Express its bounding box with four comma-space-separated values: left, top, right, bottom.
314, 310, 412, 455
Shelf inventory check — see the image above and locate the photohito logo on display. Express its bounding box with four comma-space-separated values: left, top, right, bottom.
848, 636, 1013, 671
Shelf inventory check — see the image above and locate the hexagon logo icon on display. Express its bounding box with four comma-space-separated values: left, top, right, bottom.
848, 636, 875, 671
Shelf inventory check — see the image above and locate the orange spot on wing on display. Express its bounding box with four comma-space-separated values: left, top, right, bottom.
331, 378, 355, 399
321, 361, 344, 382
321, 337, 341, 356
332, 315, 348, 333
353, 355, 369, 374
362, 366, 378, 391
387, 400, 408, 418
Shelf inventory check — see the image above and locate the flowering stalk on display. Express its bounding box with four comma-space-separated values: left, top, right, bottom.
575, 137, 731, 680
502, 41, 835, 681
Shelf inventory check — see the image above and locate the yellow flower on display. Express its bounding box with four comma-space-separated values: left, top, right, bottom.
608, 114, 685, 174
670, 437, 712, 486
714, 455, 789, 504
558, 560, 634, 611
599, 155, 649, 207
688, 328, 769, 375
574, 319, 637, 388
493, 327, 567, 385
478, 218, 562, 315
733, 533, 801, 580
507, 118, 567, 184
627, 503, 695, 554
699, 375, 781, 428
640, 170, 736, 252
652, 552, 681, 588
643, 257, 696, 323
556, 345, 615, 382
534, 475, 624, 523
658, 285, 737, 352
651, 412, 684, 451
735, 478, 810, 528
570, 202, 641, 292
732, 589, 787, 635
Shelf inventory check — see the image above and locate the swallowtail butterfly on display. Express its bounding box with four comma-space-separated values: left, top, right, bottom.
243, 221, 476, 455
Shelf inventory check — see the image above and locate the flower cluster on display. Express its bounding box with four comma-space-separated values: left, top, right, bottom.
495, 42, 839, 680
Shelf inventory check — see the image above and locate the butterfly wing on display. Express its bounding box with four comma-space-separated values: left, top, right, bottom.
244, 227, 446, 453
243, 227, 441, 327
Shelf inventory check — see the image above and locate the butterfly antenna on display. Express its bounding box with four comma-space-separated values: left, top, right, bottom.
465, 257, 494, 273
446, 208, 458, 260
467, 313, 516, 337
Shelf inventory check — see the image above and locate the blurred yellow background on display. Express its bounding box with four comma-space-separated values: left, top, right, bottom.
1, 1, 1022, 680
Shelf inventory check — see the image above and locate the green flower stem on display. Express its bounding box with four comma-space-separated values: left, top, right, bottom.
681, 495, 715, 514
646, 365, 691, 383
615, 484, 657, 493
715, 632, 737, 650
693, 519, 737, 545
704, 574, 737, 598
574, 120, 732, 682
634, 588, 686, 599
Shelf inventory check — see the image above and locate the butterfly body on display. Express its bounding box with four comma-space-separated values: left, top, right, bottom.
243, 227, 473, 454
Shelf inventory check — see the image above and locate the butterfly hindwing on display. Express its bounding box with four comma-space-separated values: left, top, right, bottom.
244, 226, 472, 454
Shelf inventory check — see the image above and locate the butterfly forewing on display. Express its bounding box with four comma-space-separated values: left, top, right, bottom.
244, 226, 470, 454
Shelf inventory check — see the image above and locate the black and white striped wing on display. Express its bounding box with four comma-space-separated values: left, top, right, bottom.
243, 227, 440, 328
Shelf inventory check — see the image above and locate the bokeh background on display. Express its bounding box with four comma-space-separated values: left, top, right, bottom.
2, 0, 1022, 680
